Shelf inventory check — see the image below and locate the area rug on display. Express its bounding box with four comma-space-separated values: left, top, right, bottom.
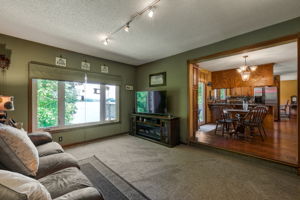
199, 124, 216, 132
79, 156, 150, 200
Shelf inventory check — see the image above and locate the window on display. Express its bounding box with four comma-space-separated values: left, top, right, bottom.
220, 89, 226, 100
32, 79, 120, 131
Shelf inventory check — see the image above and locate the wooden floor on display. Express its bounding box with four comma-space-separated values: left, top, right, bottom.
194, 118, 298, 166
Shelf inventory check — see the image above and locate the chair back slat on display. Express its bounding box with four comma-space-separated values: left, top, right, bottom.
246, 106, 267, 125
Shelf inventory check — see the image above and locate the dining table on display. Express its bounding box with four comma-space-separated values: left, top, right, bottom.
223, 108, 250, 137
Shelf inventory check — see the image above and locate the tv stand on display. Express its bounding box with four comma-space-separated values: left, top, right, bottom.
131, 114, 180, 147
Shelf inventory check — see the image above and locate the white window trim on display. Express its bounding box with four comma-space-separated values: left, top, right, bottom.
32, 79, 120, 132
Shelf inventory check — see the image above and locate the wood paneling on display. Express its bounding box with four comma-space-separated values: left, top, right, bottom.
212, 63, 274, 89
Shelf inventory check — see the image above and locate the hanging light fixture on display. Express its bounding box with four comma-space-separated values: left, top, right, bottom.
236, 55, 257, 81
250, 65, 258, 71
0, 47, 11, 71
241, 71, 251, 81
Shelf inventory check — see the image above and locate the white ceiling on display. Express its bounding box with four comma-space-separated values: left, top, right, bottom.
0, 0, 300, 65
199, 42, 297, 78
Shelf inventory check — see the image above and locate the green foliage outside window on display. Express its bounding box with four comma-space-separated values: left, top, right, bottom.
37, 80, 78, 128
220, 89, 226, 100
64, 82, 79, 125
198, 82, 204, 122
37, 80, 58, 128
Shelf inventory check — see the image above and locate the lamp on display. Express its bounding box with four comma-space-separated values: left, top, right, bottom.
250, 65, 258, 71
236, 55, 257, 81
241, 71, 250, 81
0, 96, 14, 124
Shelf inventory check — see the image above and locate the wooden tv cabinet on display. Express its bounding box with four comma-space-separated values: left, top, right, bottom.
130, 114, 180, 147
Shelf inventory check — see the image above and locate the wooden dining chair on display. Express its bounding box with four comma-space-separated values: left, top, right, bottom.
241, 106, 267, 141
214, 106, 235, 136
280, 100, 289, 118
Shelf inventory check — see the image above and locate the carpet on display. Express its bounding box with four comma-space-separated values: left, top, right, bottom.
67, 135, 300, 200
79, 156, 150, 200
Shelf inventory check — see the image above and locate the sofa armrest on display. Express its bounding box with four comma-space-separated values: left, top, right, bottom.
28, 132, 53, 146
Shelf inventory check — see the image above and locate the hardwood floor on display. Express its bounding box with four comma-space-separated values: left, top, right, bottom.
194, 118, 298, 166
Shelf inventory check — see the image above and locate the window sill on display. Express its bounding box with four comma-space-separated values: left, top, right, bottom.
37, 121, 120, 134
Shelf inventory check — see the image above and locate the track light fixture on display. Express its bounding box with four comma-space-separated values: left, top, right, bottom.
101, 0, 160, 46
148, 7, 154, 18
103, 38, 109, 46
124, 23, 130, 32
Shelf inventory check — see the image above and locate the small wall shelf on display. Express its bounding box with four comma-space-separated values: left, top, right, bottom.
130, 114, 180, 147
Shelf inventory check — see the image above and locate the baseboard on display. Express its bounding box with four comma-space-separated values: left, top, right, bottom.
62, 132, 129, 148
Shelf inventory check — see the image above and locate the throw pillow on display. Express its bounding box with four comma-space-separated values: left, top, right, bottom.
0, 124, 39, 176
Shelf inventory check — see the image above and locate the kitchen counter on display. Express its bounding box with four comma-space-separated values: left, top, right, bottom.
208, 103, 258, 106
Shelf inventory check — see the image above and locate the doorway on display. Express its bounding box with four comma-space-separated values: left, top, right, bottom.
188, 36, 299, 168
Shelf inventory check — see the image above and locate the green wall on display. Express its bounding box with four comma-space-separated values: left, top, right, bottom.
2, 17, 300, 145
0, 34, 135, 145
136, 17, 300, 143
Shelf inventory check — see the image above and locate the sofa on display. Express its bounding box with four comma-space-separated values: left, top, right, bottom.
0, 124, 103, 200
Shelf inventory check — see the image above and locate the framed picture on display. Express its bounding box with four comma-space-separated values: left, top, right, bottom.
149, 72, 166, 87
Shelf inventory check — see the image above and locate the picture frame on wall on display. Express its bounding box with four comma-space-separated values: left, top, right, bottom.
149, 72, 166, 87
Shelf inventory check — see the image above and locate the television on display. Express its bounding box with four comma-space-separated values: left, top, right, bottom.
136, 91, 167, 114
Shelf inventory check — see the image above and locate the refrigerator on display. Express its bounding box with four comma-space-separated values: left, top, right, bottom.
254, 87, 278, 105
264, 87, 278, 105
254, 87, 264, 104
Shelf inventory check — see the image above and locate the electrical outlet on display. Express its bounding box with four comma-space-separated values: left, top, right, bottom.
58, 136, 63, 142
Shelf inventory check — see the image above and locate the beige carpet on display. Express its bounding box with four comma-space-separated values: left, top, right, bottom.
65, 134, 300, 200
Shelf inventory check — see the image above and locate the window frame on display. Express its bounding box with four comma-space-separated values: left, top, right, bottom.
32, 79, 120, 132
220, 88, 227, 100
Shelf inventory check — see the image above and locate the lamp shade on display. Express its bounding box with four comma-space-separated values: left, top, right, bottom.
0, 96, 14, 111
241, 71, 250, 81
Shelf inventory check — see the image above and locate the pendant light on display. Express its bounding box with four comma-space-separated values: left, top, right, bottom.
236, 56, 257, 81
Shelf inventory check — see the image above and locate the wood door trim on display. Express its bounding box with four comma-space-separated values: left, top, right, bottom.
297, 36, 300, 173
189, 34, 299, 64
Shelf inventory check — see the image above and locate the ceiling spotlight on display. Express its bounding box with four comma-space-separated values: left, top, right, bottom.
103, 38, 109, 46
124, 24, 130, 32
148, 7, 154, 18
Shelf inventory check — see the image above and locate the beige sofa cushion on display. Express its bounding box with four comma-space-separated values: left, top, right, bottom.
37, 142, 64, 157
39, 167, 92, 199
0, 169, 51, 200
0, 124, 39, 176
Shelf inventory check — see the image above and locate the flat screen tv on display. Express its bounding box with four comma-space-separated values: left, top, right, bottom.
136, 91, 167, 115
